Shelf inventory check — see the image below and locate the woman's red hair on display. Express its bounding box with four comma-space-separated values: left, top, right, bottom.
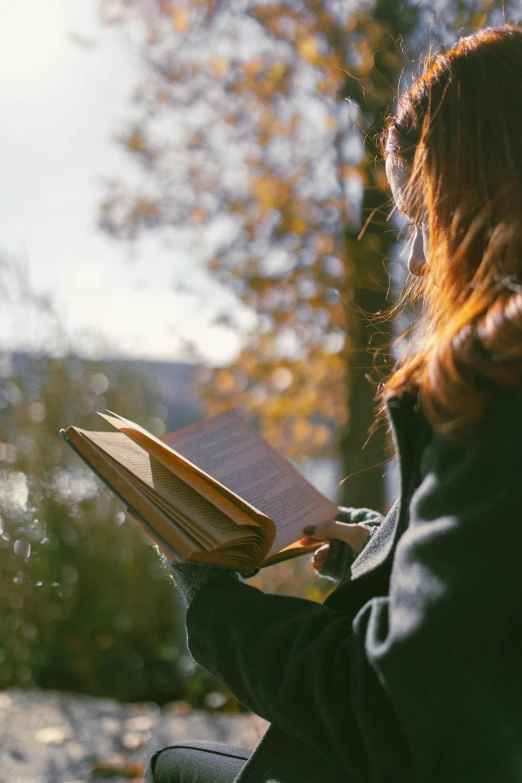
377, 25, 522, 439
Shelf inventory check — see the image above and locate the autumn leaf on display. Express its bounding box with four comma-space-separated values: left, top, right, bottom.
123, 128, 147, 153
171, 7, 190, 33
91, 755, 145, 778
298, 34, 320, 64
190, 207, 207, 223
212, 58, 229, 78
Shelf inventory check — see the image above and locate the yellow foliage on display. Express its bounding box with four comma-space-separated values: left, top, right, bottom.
214, 370, 236, 393
262, 422, 285, 450
315, 235, 336, 255
289, 216, 308, 235
171, 7, 190, 33
190, 207, 207, 223
307, 361, 328, 382
189, 131, 203, 148
341, 164, 360, 179
212, 59, 229, 78
327, 114, 337, 132
267, 63, 288, 82
293, 417, 312, 443
250, 174, 288, 211
294, 386, 318, 413
271, 367, 294, 391
243, 59, 264, 77
288, 114, 300, 134
262, 396, 282, 418
316, 69, 346, 94
124, 128, 147, 153
354, 39, 375, 75
298, 35, 320, 65
134, 200, 159, 221
311, 423, 331, 448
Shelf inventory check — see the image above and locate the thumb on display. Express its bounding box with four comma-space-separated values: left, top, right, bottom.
302, 520, 371, 554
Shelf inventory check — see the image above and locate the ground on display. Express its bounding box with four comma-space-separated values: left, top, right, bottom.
0, 689, 268, 783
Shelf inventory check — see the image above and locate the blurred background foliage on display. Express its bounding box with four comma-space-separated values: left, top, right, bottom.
97, 0, 513, 509
0, 271, 185, 704
0, 253, 331, 708
1, 0, 518, 707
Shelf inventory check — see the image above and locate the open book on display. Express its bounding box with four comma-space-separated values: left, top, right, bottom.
60, 408, 339, 576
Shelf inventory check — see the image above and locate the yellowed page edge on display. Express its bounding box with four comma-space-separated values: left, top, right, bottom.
68, 429, 203, 556
100, 412, 275, 541
84, 429, 260, 550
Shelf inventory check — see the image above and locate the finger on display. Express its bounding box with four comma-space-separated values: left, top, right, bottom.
302, 520, 371, 554
312, 544, 330, 571
312, 543, 329, 560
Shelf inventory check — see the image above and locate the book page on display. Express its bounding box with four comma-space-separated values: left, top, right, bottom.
74, 429, 256, 548
165, 409, 339, 556
99, 412, 271, 532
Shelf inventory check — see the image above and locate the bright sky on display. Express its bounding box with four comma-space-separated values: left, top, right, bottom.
0, 0, 247, 364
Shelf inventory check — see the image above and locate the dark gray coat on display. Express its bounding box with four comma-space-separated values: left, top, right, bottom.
186, 385, 522, 782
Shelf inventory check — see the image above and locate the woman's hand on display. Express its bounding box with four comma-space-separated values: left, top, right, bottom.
300, 520, 372, 573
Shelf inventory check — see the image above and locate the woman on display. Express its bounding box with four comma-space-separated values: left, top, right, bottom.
145, 26, 522, 782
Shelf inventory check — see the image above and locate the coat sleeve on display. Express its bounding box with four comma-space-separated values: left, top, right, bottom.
185, 406, 522, 782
